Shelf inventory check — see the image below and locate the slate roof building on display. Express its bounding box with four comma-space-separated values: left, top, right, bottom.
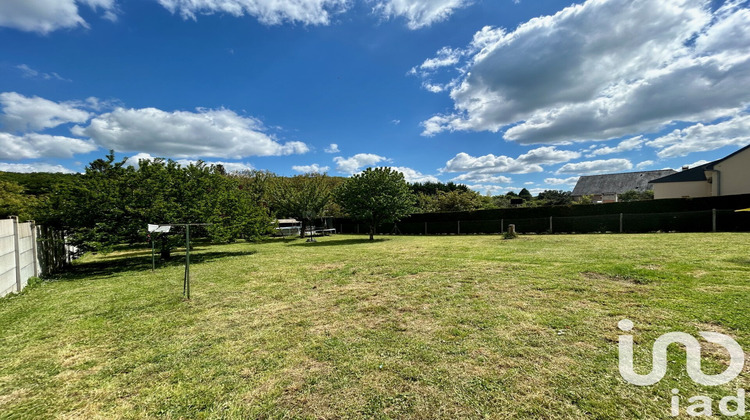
572, 170, 677, 203
649, 144, 750, 199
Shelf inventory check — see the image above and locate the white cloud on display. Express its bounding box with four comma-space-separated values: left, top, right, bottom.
443, 146, 578, 174
292, 163, 330, 173
443, 152, 542, 174
635, 160, 655, 170
73, 107, 308, 159
0, 0, 116, 33
647, 114, 750, 158
324, 143, 340, 153
0, 132, 98, 160
544, 176, 579, 186
418, 0, 750, 144
450, 173, 512, 184
372, 0, 472, 29
586, 136, 643, 157
16, 65, 70, 82
557, 159, 633, 175
388, 166, 439, 183
0, 92, 91, 133
333, 153, 388, 174
0, 162, 76, 173
517, 146, 580, 165
156, 0, 349, 26
463, 184, 511, 195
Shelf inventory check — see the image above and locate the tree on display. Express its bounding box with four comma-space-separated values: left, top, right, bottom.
519, 188, 533, 201
51, 152, 272, 257
0, 180, 40, 221
536, 190, 573, 206
619, 189, 654, 202
271, 174, 332, 238
334, 167, 414, 240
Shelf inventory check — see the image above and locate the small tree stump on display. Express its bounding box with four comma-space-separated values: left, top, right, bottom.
508, 224, 516, 236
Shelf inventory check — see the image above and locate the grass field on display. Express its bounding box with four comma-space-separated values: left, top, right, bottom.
1, 233, 748, 419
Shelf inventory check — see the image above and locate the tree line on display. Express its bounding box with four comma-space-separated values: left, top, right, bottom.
1, 152, 654, 253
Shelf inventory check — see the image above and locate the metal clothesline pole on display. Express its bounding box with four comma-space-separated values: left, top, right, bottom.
148, 222, 211, 300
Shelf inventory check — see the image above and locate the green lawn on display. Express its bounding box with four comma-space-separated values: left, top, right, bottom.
1, 233, 748, 419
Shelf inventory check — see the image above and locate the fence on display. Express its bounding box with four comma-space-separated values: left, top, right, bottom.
0, 217, 70, 298
0, 217, 38, 297
336, 209, 750, 236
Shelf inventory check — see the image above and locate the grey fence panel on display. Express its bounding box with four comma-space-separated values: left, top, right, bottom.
0, 219, 16, 297
0, 217, 66, 298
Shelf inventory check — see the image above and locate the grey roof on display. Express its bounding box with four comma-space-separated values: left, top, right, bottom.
650, 143, 750, 184
648, 163, 709, 184
572, 170, 677, 196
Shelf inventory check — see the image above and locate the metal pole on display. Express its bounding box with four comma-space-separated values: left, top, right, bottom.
30, 220, 39, 277
185, 224, 191, 299
712, 208, 717, 233
151, 236, 155, 272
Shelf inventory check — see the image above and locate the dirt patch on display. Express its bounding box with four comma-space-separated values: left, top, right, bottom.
580, 272, 649, 285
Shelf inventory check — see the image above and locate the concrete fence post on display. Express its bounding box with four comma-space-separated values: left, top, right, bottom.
10, 216, 21, 292
712, 208, 717, 233
620, 213, 623, 233
457, 220, 461, 235
501, 219, 504, 234
549, 216, 553, 233
424, 222, 428, 235
30, 220, 39, 277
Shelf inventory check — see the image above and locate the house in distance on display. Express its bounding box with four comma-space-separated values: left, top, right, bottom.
649, 144, 750, 199
572, 170, 677, 203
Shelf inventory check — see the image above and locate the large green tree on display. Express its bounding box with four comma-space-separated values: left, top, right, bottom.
270, 174, 332, 238
334, 167, 414, 240
51, 152, 271, 257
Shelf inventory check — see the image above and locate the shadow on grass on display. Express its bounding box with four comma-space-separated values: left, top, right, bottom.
286, 238, 390, 247
50, 250, 256, 282
726, 257, 750, 266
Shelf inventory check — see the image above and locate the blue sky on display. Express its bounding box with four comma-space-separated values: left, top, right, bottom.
1, 0, 749, 195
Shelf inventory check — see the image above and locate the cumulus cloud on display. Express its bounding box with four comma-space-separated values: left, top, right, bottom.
156, 0, 349, 25
586, 136, 643, 157
372, 0, 472, 29
635, 160, 655, 170
544, 176, 579, 186
443, 146, 578, 174
324, 143, 340, 153
646, 114, 750, 158
388, 166, 439, 183
0, 162, 76, 173
333, 153, 388, 174
0, 92, 92, 133
417, 0, 750, 144
557, 158, 633, 175
443, 152, 542, 174
450, 173, 512, 184
0, 132, 98, 160
0, 0, 117, 33
292, 163, 330, 173
72, 107, 309, 159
